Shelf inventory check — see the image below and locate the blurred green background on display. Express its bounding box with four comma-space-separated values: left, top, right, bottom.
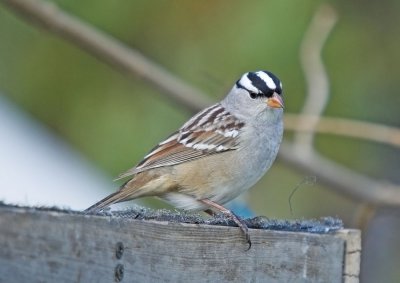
0, 0, 399, 281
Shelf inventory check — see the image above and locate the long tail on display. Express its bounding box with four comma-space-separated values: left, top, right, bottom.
84, 191, 124, 213
84, 172, 170, 213
84, 179, 135, 213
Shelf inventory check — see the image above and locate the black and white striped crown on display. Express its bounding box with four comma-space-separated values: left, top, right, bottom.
236, 71, 282, 98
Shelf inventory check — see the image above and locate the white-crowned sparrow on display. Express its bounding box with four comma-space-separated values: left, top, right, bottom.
85, 70, 284, 247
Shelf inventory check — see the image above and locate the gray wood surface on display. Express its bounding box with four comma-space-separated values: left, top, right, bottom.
0, 205, 360, 283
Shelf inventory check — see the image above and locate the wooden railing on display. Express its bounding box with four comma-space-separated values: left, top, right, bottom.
0, 204, 360, 282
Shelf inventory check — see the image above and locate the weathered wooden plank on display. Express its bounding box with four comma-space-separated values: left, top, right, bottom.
336, 230, 361, 283
0, 206, 360, 283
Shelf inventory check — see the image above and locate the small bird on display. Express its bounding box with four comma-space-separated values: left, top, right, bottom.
85, 70, 284, 248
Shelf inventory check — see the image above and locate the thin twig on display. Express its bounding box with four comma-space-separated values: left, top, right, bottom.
1, 0, 212, 112
288, 176, 317, 215
2, 0, 400, 206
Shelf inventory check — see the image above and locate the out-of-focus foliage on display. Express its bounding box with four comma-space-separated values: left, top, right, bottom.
1, 1, 400, 281
0, 0, 399, 225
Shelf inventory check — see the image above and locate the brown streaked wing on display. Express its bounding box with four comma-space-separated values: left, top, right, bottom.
117, 104, 245, 179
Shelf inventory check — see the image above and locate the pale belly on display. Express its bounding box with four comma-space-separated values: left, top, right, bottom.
160, 143, 279, 211
160, 115, 283, 211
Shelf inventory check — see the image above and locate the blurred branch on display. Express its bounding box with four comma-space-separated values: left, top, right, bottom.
2, 0, 400, 205
285, 114, 400, 148
0, 0, 212, 112
279, 143, 400, 206
289, 3, 400, 205
294, 4, 338, 156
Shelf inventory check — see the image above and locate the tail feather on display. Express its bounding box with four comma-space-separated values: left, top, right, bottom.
84, 191, 126, 213
84, 172, 170, 213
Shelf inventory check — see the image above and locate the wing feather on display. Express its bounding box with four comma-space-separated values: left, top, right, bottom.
117, 103, 245, 179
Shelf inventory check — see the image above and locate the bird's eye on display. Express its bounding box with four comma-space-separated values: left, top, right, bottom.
249, 92, 257, 99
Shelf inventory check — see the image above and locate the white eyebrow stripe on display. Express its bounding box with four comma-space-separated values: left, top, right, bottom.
239, 73, 260, 93
256, 71, 276, 90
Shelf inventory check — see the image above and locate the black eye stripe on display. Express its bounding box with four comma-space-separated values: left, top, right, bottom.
236, 81, 267, 99
236, 71, 282, 98
247, 72, 271, 96
264, 70, 282, 95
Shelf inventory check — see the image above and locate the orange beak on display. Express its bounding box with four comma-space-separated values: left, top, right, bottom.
266, 93, 284, 109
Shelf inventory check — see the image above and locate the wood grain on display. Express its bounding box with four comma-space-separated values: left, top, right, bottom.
0, 206, 360, 282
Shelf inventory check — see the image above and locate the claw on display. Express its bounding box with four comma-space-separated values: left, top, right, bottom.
231, 210, 252, 251
201, 198, 252, 250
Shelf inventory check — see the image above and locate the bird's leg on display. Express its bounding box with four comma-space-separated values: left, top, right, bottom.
200, 198, 251, 250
